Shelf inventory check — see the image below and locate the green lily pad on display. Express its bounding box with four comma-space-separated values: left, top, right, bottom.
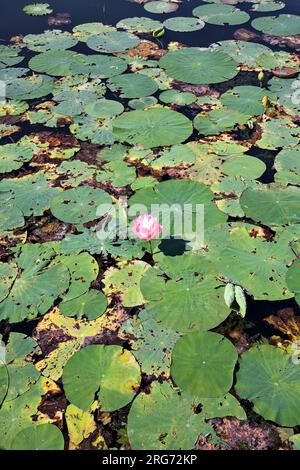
70, 115, 117, 146
256, 118, 299, 150
63, 344, 141, 411
116, 17, 163, 33
72, 22, 115, 41
12, 424, 64, 450
119, 308, 180, 377
160, 48, 238, 85
220, 86, 275, 116
194, 107, 250, 136
144, 1, 178, 14
50, 186, 112, 224
286, 259, 300, 306
29, 50, 84, 76
70, 54, 127, 78
0, 362, 8, 406
23, 30, 78, 52
0, 198, 24, 233
87, 31, 140, 53
128, 381, 213, 450
252, 14, 300, 36
6, 74, 54, 100
206, 223, 294, 300
0, 244, 70, 322
113, 108, 192, 148
129, 179, 226, 236
193, 4, 250, 26
0, 377, 49, 449
236, 344, 300, 426
274, 147, 300, 186
222, 156, 266, 180
240, 184, 300, 227
0, 171, 61, 217
163, 17, 205, 32
107, 73, 158, 99
0, 45, 24, 69
23, 3, 53, 16
0, 263, 17, 303
59, 228, 147, 260
59, 253, 99, 302
103, 260, 150, 307
0, 141, 35, 173
96, 159, 136, 188
211, 40, 272, 68
60, 289, 107, 320
128, 96, 158, 109
171, 331, 238, 397
251, 0, 285, 12
159, 89, 196, 106
268, 77, 300, 114
140, 253, 230, 333
85, 99, 124, 119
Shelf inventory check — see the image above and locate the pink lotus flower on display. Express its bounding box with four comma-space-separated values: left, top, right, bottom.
132, 214, 163, 241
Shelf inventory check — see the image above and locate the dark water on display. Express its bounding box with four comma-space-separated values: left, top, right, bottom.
1, 0, 300, 48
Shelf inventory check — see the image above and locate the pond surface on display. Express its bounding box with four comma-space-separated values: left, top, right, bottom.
1, 0, 300, 452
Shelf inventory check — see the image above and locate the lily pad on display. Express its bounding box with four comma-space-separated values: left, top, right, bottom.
160, 48, 238, 84
107, 73, 158, 99
274, 147, 300, 186
0, 363, 8, 406
127, 381, 213, 450
240, 184, 300, 227
171, 331, 238, 397
193, 4, 250, 26
0, 171, 61, 217
29, 51, 84, 76
163, 17, 205, 32
236, 344, 300, 426
103, 260, 150, 307
113, 108, 192, 147
119, 308, 180, 376
116, 17, 163, 33
286, 259, 300, 306
50, 186, 112, 224
60, 289, 107, 320
252, 14, 300, 36
62, 345, 141, 411
220, 86, 275, 116
0, 140, 35, 173
85, 99, 124, 119
0, 244, 70, 322
59, 253, 99, 302
87, 31, 140, 54
159, 89, 196, 105
23, 3, 53, 16
140, 252, 230, 333
6, 74, 54, 100
11, 424, 64, 450
23, 30, 78, 52
206, 223, 294, 301
144, 1, 178, 14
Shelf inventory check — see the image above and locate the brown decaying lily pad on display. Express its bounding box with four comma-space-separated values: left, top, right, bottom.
173, 81, 220, 98
197, 418, 284, 450
234, 28, 260, 42
262, 34, 300, 52
48, 13, 72, 26
272, 67, 299, 79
